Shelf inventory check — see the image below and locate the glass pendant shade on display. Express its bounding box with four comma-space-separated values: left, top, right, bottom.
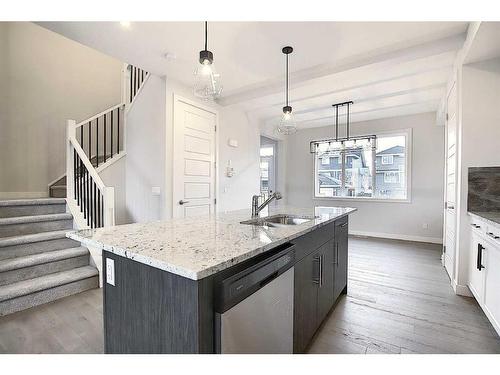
277, 108, 297, 135
194, 22, 222, 101
194, 60, 223, 100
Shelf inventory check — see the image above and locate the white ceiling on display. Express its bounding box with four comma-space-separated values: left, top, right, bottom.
38, 21, 470, 129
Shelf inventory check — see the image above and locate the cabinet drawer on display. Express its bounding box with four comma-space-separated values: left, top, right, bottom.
291, 222, 334, 261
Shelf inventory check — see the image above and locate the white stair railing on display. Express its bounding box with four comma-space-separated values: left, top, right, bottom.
65, 64, 149, 229
67, 119, 115, 228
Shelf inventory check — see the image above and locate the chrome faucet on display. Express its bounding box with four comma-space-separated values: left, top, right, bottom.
251, 191, 282, 217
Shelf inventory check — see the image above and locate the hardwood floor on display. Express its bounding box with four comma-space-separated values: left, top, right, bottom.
0, 237, 499, 354
308, 237, 500, 354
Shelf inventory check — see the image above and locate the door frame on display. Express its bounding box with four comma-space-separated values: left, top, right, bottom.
442, 81, 458, 280
172, 94, 219, 217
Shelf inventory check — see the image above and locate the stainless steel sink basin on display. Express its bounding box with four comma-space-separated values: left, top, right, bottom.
240, 214, 316, 227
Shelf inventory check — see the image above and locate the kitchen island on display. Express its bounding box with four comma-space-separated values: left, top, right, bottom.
68, 205, 356, 354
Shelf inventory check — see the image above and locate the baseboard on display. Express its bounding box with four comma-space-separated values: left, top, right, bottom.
452, 281, 473, 297
0, 191, 48, 199
349, 230, 443, 245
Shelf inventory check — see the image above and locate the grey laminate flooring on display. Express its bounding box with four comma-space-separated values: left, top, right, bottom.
0, 237, 499, 354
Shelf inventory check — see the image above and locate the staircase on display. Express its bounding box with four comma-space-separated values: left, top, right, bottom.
0, 198, 98, 316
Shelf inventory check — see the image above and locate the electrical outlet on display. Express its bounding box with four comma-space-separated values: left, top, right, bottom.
422, 223, 429, 229
106, 258, 115, 286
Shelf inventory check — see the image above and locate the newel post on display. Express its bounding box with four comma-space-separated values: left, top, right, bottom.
66, 120, 76, 202
103, 186, 115, 227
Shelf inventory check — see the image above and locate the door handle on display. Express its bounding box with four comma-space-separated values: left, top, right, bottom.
477, 243, 485, 271
179, 200, 190, 205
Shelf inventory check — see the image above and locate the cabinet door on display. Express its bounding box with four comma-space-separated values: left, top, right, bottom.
469, 231, 486, 303
293, 249, 320, 353
484, 245, 500, 333
317, 239, 335, 323
333, 219, 349, 302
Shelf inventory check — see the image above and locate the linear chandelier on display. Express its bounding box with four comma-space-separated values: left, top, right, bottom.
309, 101, 376, 154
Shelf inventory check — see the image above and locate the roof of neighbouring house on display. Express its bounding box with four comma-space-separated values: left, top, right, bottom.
318, 174, 341, 186
376, 145, 405, 155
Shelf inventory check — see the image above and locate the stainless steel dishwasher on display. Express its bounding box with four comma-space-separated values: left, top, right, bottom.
215, 244, 295, 354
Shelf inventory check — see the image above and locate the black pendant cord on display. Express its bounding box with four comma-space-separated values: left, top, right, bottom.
204, 21, 208, 51
346, 102, 350, 140
286, 53, 289, 107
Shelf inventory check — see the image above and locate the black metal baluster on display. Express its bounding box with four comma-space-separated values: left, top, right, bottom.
73, 149, 77, 200
78, 157, 82, 209
104, 113, 107, 163
134, 67, 137, 99
82, 166, 86, 217
97, 190, 101, 227
89, 176, 93, 229
96, 117, 99, 167
141, 69, 144, 85
111, 109, 114, 159
117, 107, 120, 154
93, 182, 97, 228
80, 126, 84, 150
86, 169, 90, 226
129, 65, 133, 103
88, 121, 91, 158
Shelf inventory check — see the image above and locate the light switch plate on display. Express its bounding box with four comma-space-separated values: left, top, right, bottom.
106, 258, 115, 286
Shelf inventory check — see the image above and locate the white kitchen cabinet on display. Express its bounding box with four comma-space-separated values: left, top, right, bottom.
468, 214, 500, 335
468, 230, 485, 303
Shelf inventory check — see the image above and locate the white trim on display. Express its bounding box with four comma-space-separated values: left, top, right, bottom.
313, 128, 412, 203
74, 102, 125, 128
172, 94, 219, 216
47, 172, 66, 190
452, 280, 473, 297
350, 230, 443, 244
0, 192, 48, 199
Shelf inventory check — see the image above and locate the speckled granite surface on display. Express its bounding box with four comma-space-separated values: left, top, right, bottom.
468, 211, 500, 227
67, 205, 356, 280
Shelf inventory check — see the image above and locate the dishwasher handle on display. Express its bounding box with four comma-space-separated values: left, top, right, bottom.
216, 243, 295, 313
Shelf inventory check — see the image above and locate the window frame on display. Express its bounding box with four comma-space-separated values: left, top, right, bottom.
313, 128, 412, 203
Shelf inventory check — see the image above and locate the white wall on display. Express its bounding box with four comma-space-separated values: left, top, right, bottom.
125, 75, 166, 223
284, 112, 445, 243
0, 22, 122, 198
99, 156, 127, 225
455, 58, 500, 287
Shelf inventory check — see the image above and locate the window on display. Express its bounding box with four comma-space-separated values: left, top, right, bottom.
381, 155, 393, 165
260, 138, 277, 195
314, 130, 410, 201
321, 156, 330, 165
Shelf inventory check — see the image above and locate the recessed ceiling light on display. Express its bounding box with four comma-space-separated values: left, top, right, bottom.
163, 52, 177, 61
120, 21, 131, 28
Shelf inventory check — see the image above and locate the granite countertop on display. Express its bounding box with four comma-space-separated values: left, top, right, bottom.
67, 205, 357, 280
468, 211, 500, 227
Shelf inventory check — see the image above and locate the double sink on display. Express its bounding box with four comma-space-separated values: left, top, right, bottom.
240, 214, 317, 228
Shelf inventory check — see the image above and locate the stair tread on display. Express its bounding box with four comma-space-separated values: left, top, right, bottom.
0, 198, 66, 207
0, 213, 73, 226
0, 266, 98, 302
0, 247, 88, 273
0, 230, 71, 248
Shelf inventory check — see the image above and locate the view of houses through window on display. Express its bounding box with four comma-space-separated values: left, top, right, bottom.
315, 132, 408, 200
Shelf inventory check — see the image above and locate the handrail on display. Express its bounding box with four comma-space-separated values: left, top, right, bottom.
67, 119, 115, 228
70, 134, 106, 191
75, 102, 125, 129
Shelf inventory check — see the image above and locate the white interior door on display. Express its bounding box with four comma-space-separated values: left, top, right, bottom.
444, 82, 457, 280
173, 97, 217, 218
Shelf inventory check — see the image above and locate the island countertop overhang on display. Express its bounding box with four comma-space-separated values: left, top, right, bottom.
67, 205, 357, 280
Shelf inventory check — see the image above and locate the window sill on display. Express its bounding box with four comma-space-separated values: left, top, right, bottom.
313, 196, 411, 204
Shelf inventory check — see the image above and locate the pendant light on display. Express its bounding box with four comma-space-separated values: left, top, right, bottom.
309, 101, 377, 154
277, 46, 297, 135
194, 21, 222, 100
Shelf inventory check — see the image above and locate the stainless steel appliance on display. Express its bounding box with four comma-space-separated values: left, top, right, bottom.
215, 245, 295, 354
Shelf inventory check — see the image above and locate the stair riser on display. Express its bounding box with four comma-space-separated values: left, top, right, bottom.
0, 276, 98, 316
50, 188, 67, 198
0, 254, 89, 286
0, 219, 73, 238
0, 238, 80, 261
0, 204, 66, 219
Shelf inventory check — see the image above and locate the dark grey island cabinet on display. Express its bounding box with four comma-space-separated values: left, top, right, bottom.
102, 216, 350, 354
